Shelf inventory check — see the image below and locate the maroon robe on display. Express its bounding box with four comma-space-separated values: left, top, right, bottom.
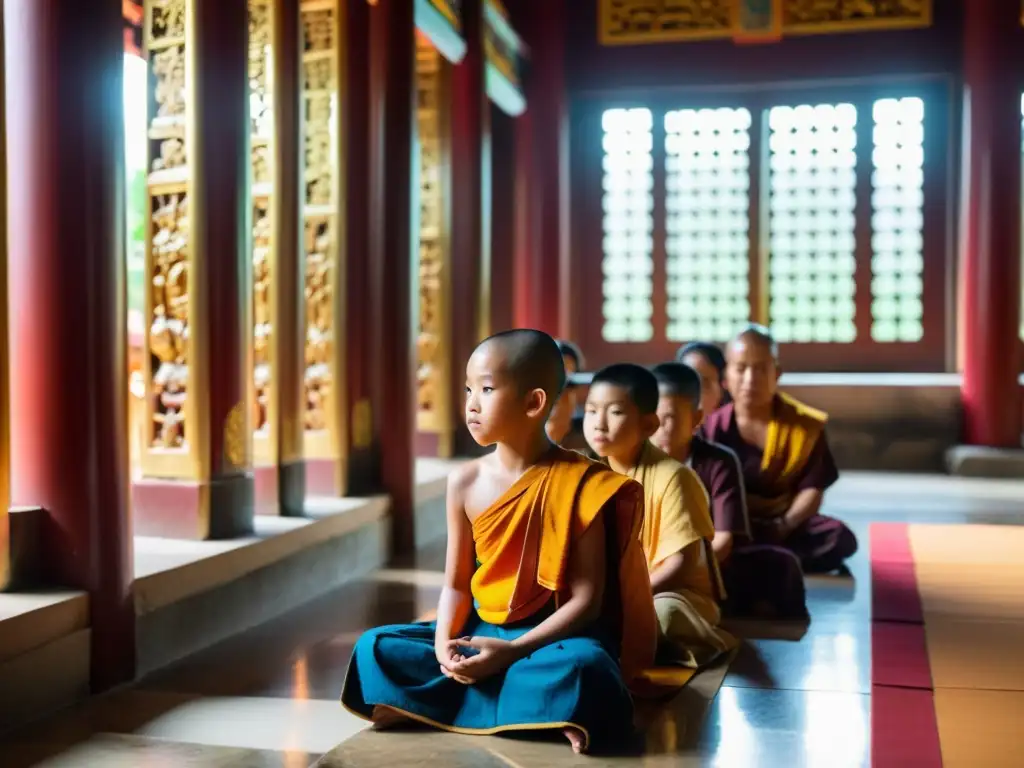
689, 433, 807, 618
702, 399, 857, 578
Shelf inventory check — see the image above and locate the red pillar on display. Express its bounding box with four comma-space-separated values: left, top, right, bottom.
450, 0, 487, 454
959, 0, 1023, 447
511, 0, 568, 337
5, 0, 134, 687
369, 0, 416, 555
342, 0, 377, 494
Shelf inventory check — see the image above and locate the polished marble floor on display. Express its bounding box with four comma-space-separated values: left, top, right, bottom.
2, 472, 1024, 767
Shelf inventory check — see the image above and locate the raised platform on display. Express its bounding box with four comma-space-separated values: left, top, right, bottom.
945, 445, 1024, 479
0, 458, 461, 735
781, 373, 966, 473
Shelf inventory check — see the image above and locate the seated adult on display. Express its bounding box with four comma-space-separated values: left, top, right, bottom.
702, 324, 857, 576
652, 361, 806, 619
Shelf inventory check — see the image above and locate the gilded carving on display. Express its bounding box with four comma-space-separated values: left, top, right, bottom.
304, 96, 333, 207
303, 217, 333, 432
416, 43, 447, 424
599, 0, 930, 44
224, 401, 248, 469
253, 201, 272, 433
145, 0, 191, 457
303, 9, 334, 53
783, 0, 930, 31
249, 0, 273, 139
149, 193, 190, 448
301, 1, 337, 439
148, 0, 186, 43
599, 0, 732, 44
151, 45, 187, 121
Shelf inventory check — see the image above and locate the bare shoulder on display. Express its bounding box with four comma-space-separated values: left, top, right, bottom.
447, 457, 485, 498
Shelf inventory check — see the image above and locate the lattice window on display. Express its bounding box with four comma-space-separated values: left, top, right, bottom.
871, 97, 925, 343
664, 107, 752, 342
601, 107, 654, 343
767, 103, 858, 343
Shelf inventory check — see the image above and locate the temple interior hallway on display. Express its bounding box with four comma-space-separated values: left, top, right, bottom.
2, 472, 1023, 767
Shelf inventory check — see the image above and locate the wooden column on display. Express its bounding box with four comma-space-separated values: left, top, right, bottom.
489, 108, 516, 336
134, 0, 254, 538
5, 0, 134, 686
0, 10, 9, 592
959, 0, 1023, 447
449, 0, 488, 456
340, 0, 376, 494
510, 0, 568, 337
251, 0, 306, 515
370, 0, 416, 555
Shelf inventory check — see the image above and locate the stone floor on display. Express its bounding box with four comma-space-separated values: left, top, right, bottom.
2, 472, 1023, 767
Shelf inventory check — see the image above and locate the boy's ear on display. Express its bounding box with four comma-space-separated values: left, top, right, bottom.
525, 387, 548, 419
692, 405, 705, 432
640, 412, 661, 438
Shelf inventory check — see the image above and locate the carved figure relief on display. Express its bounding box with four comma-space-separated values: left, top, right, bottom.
253, 202, 272, 433
416, 42, 447, 424
146, 0, 190, 450
250, 0, 274, 439
249, 0, 273, 139
301, 2, 337, 437
149, 193, 190, 448
303, 217, 333, 432
149, 0, 186, 42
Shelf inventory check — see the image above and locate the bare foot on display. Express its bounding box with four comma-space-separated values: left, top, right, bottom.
563, 726, 586, 754
371, 705, 410, 730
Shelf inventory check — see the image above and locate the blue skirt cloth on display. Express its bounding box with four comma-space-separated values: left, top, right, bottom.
341, 611, 635, 748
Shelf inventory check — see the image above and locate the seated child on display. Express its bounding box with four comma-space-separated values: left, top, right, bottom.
583, 363, 734, 668
545, 339, 584, 446
652, 362, 807, 619
341, 330, 658, 755
676, 341, 730, 416
702, 324, 858, 575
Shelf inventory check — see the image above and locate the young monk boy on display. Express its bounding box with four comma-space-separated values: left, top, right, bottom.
583, 363, 733, 667
545, 339, 584, 446
652, 362, 807, 619
702, 324, 858, 575
341, 330, 657, 754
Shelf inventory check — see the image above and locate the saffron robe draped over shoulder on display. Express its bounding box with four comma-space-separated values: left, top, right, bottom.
627, 443, 734, 667
702, 394, 857, 580
340, 447, 658, 751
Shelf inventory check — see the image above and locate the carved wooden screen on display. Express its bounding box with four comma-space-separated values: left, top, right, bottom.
571, 80, 951, 372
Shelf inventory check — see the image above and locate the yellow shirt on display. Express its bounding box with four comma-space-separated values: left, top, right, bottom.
627, 443, 723, 613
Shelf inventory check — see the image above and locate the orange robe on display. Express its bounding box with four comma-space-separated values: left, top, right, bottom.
341, 447, 658, 751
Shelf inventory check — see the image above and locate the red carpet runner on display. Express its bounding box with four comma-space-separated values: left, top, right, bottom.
869, 523, 942, 767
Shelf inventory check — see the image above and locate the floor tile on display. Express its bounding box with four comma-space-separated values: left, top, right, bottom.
1, 732, 320, 768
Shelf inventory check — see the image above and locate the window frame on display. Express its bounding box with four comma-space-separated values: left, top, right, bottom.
569, 76, 954, 373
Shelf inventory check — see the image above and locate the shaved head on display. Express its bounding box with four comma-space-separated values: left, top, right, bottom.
725, 323, 780, 410
474, 329, 566, 409
728, 323, 779, 361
